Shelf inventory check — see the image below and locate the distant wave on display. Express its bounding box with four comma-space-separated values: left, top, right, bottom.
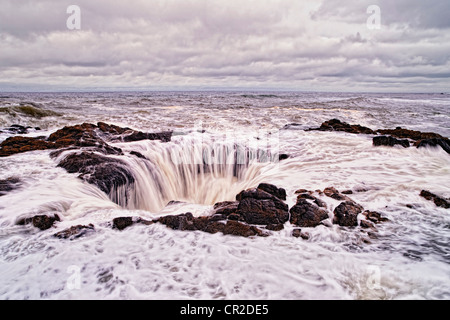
0, 104, 61, 119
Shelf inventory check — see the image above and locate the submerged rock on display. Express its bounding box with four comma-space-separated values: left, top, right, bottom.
16, 214, 61, 230
415, 138, 450, 154
420, 190, 450, 209
291, 228, 310, 240
0, 177, 21, 196
53, 224, 95, 239
323, 187, 352, 201
373, 136, 410, 148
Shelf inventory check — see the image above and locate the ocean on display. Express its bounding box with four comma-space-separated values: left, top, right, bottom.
0, 91, 449, 299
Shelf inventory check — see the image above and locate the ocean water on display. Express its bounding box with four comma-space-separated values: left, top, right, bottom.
0, 91, 449, 299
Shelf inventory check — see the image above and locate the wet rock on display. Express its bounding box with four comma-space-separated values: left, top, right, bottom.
256, 183, 287, 200
373, 136, 410, 148
0, 177, 21, 196
289, 198, 329, 227
296, 192, 316, 200
53, 224, 95, 239
237, 197, 289, 225
311, 119, 375, 135
235, 187, 289, 225
266, 223, 284, 231
376, 127, 444, 141
323, 187, 351, 201
57, 152, 135, 196
0, 136, 55, 157
3, 124, 36, 134
222, 220, 266, 237
121, 131, 173, 143
314, 198, 328, 208
0, 122, 172, 158
362, 210, 389, 223
420, 190, 450, 208
360, 220, 374, 229
415, 138, 450, 154
212, 201, 239, 217
291, 228, 310, 240
129, 151, 147, 159
155, 212, 265, 237
333, 201, 363, 227
157, 212, 197, 231
112, 216, 153, 230
112, 217, 134, 230
17, 214, 61, 230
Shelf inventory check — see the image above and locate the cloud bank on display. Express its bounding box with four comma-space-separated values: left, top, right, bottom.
0, 0, 449, 92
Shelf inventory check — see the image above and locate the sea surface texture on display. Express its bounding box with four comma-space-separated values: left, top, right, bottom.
0, 91, 449, 299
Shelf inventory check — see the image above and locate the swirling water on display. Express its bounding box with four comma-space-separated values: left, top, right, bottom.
0, 91, 449, 300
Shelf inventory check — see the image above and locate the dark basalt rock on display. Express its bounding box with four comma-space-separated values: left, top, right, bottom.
53, 224, 95, 239
235, 187, 289, 226
257, 183, 287, 200
362, 210, 389, 223
373, 136, 410, 148
237, 197, 288, 225
292, 228, 310, 240
311, 119, 375, 135
323, 187, 351, 201
0, 136, 56, 157
0, 122, 172, 158
1, 124, 40, 135
154, 212, 266, 237
111, 216, 153, 230
333, 201, 364, 227
306, 119, 450, 154
16, 214, 61, 230
289, 198, 329, 227
57, 152, 135, 195
376, 127, 444, 141
212, 201, 239, 217
415, 138, 450, 154
0, 177, 21, 196
420, 190, 450, 208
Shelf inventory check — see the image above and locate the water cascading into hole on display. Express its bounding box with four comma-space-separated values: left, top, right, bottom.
111, 133, 280, 213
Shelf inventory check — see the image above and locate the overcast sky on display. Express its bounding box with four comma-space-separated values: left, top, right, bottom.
0, 0, 449, 92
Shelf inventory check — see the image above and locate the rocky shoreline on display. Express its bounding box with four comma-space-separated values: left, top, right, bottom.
306, 118, 450, 154
1, 119, 448, 241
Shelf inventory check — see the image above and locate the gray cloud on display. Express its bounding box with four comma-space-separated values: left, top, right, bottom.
0, 0, 449, 92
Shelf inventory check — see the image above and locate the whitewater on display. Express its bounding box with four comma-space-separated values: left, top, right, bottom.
0, 91, 449, 300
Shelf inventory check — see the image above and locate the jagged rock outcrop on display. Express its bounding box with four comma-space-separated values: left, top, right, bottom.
0, 122, 172, 157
